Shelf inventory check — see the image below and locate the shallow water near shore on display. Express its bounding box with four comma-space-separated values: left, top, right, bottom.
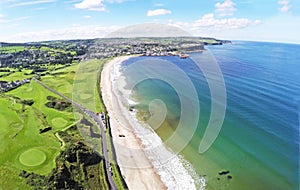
117, 41, 300, 190
111, 57, 206, 189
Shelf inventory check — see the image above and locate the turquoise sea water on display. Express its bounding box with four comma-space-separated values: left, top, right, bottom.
120, 41, 300, 190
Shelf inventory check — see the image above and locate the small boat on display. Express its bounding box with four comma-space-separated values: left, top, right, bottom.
179, 54, 189, 59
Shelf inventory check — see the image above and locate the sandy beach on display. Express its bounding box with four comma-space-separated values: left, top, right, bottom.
101, 56, 167, 190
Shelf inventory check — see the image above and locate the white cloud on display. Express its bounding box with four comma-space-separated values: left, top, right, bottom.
278, 0, 291, 13
215, 0, 236, 17
193, 13, 259, 29
74, 0, 130, 11
84, 15, 91, 18
2, 25, 120, 42
74, 0, 105, 11
9, 0, 56, 8
147, 9, 172, 16
169, 13, 260, 31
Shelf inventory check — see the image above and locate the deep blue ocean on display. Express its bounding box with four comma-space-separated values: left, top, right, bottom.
121, 41, 300, 190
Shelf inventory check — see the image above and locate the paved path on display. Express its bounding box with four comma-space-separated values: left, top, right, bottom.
33, 78, 118, 190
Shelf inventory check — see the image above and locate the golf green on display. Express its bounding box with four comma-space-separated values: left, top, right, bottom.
52, 117, 68, 128
19, 148, 47, 167
79, 93, 92, 100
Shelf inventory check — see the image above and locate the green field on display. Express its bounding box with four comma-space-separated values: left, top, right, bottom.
7, 81, 76, 130
0, 64, 76, 82
0, 57, 122, 189
39, 46, 77, 56
0, 45, 76, 55
41, 63, 78, 98
0, 80, 79, 188
0, 69, 33, 82
0, 46, 26, 53
41, 59, 108, 113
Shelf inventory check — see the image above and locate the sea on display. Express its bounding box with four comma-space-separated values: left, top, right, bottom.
112, 41, 300, 190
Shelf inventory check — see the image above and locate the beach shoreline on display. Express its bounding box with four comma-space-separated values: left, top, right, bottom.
101, 56, 167, 190
101, 56, 204, 190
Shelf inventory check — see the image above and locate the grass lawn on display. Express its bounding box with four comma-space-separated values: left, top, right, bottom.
0, 58, 120, 189
8, 81, 76, 130
0, 163, 31, 190
18, 148, 47, 167
0, 69, 33, 82
51, 117, 68, 128
0, 46, 26, 53
0, 98, 61, 188
41, 63, 79, 99
199, 39, 219, 44
42, 59, 108, 113
0, 64, 77, 83
0, 80, 79, 189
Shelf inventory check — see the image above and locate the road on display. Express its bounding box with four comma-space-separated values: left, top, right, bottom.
33, 78, 118, 190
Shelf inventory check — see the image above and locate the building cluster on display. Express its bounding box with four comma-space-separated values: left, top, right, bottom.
0, 37, 230, 78
0, 37, 230, 70
0, 49, 74, 68
85, 39, 204, 59
0, 78, 30, 92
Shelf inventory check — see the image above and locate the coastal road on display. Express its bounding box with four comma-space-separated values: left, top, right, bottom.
33, 78, 118, 190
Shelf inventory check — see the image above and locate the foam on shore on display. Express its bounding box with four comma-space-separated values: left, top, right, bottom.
110, 57, 206, 190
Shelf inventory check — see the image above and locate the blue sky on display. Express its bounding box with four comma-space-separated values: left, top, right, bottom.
0, 0, 299, 43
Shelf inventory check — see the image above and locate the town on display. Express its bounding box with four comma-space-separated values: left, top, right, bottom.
0, 37, 230, 92
0, 78, 30, 92
0, 37, 230, 68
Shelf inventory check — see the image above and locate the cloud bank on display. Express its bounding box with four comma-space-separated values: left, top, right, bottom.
147, 9, 172, 16
2, 25, 120, 42
170, 13, 260, 31
278, 0, 291, 13
74, 0, 105, 11
215, 0, 236, 17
